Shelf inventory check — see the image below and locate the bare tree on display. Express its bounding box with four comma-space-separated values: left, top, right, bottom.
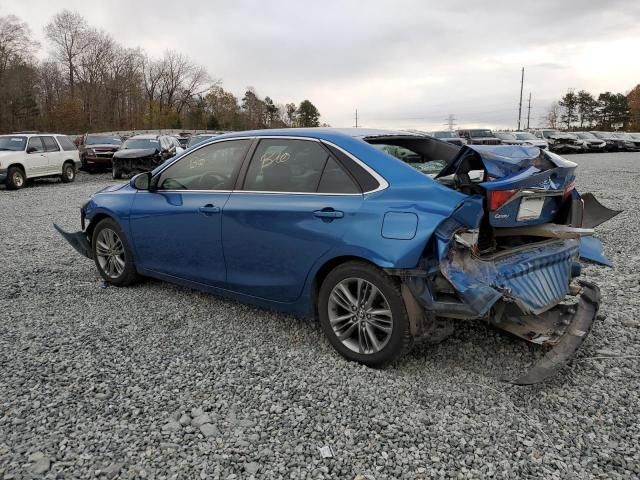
0, 15, 38, 79
544, 101, 561, 129
44, 10, 90, 96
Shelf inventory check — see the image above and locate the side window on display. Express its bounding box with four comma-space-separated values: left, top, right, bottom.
56, 136, 78, 151
243, 139, 329, 193
27, 137, 45, 153
42, 136, 60, 152
157, 139, 250, 191
317, 157, 360, 194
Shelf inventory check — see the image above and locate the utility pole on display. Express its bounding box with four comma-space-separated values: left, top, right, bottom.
517, 67, 524, 130
354, 109, 358, 128
526, 93, 532, 130
444, 114, 456, 132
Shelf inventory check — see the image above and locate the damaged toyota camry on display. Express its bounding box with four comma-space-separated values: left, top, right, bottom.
55, 128, 620, 384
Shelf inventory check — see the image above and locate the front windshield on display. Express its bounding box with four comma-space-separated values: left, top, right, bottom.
469, 129, 494, 137
187, 135, 215, 148
495, 132, 516, 140
515, 132, 537, 140
431, 131, 455, 139
543, 130, 562, 136
86, 135, 121, 146
0, 135, 27, 151
575, 132, 596, 139
122, 138, 160, 150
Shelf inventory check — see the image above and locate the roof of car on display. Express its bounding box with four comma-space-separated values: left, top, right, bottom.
128, 134, 161, 139
2, 132, 67, 137
213, 127, 419, 143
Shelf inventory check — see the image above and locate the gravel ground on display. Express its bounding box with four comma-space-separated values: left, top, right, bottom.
1, 153, 639, 479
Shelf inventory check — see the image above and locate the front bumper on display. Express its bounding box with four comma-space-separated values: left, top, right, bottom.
53, 224, 92, 259
0, 168, 7, 182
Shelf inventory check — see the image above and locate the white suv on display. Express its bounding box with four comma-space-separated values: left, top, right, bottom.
0, 133, 81, 190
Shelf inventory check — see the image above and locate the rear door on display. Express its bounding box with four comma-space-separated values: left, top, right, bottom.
41, 136, 64, 174
222, 137, 365, 302
24, 136, 48, 177
129, 139, 251, 286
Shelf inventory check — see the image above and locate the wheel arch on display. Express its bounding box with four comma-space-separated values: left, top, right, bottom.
6, 162, 26, 174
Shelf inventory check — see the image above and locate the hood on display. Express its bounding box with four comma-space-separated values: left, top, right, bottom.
113, 148, 158, 159
92, 183, 128, 195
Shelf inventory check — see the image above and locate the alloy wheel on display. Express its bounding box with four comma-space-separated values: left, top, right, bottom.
95, 228, 126, 279
328, 277, 393, 354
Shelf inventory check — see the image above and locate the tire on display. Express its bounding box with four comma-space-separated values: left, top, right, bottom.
92, 218, 139, 286
5, 166, 26, 190
112, 167, 122, 180
318, 261, 413, 368
60, 162, 76, 183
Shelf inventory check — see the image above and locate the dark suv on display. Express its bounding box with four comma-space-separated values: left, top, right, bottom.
78, 134, 123, 172
457, 129, 501, 145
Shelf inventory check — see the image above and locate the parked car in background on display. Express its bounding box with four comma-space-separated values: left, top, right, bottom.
513, 131, 548, 149
590, 131, 633, 152
458, 129, 501, 145
0, 133, 80, 189
187, 133, 220, 148
493, 132, 523, 145
111, 134, 183, 179
532, 129, 582, 154
78, 134, 123, 172
427, 131, 466, 146
570, 132, 607, 152
611, 132, 640, 151
56, 128, 619, 384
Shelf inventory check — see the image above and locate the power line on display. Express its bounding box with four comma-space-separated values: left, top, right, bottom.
526, 93, 532, 130
443, 114, 456, 131
517, 67, 524, 130
354, 109, 358, 128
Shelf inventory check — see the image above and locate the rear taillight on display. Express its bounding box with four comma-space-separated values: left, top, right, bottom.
563, 180, 576, 202
488, 189, 517, 211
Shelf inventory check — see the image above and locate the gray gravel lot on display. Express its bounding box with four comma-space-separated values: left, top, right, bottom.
1, 152, 639, 479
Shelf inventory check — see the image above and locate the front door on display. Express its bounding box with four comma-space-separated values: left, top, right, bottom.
222, 138, 364, 302
129, 139, 251, 286
41, 136, 64, 174
24, 136, 48, 177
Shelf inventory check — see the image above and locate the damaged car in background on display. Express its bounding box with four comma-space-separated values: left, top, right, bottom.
532, 129, 584, 154
55, 128, 620, 384
111, 134, 183, 179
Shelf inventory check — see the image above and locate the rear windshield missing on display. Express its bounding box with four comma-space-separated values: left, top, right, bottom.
0, 136, 27, 151
365, 136, 459, 176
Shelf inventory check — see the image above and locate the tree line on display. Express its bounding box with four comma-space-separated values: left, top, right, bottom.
545, 85, 640, 131
0, 11, 322, 134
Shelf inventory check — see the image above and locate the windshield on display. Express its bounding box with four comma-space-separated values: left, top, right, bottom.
122, 138, 160, 150
187, 135, 215, 148
431, 131, 456, 139
613, 133, 632, 139
469, 129, 494, 138
514, 132, 537, 140
0, 135, 27, 151
575, 132, 596, 139
86, 135, 121, 146
543, 130, 562, 136
494, 132, 516, 140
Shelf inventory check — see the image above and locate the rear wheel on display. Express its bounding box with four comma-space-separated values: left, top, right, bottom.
60, 162, 76, 183
92, 218, 139, 286
6, 166, 26, 190
318, 261, 413, 367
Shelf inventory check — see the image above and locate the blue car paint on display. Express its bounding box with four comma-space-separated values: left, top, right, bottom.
78, 128, 613, 320
381, 212, 419, 240
579, 236, 613, 267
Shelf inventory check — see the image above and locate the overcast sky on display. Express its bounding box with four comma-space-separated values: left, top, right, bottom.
2, 0, 639, 130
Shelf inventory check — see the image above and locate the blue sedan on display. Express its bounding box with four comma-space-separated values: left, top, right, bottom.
56, 128, 619, 383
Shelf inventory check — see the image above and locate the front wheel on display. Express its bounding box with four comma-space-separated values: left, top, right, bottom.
61, 163, 76, 183
318, 261, 413, 367
5, 166, 26, 190
92, 218, 139, 286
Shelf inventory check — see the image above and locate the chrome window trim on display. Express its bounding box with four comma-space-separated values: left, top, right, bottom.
150, 134, 389, 196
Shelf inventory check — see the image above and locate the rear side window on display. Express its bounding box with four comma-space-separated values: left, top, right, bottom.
56, 136, 78, 151
42, 136, 60, 152
243, 139, 329, 193
157, 139, 250, 191
27, 137, 45, 153
317, 157, 360, 194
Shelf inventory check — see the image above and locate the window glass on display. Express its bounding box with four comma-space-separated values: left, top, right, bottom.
0, 136, 27, 151
157, 139, 250, 191
57, 136, 78, 151
243, 139, 329, 193
42, 136, 60, 152
27, 137, 45, 153
317, 157, 360, 193
85, 135, 121, 145
122, 138, 160, 150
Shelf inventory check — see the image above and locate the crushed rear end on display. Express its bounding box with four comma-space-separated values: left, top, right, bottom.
400, 144, 620, 384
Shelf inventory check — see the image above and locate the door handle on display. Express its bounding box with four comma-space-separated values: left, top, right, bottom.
198, 204, 220, 215
313, 209, 344, 220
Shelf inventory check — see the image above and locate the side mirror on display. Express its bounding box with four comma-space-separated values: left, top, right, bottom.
132, 171, 154, 191
26, 146, 37, 154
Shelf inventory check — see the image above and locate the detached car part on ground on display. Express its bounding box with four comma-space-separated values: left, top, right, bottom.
55, 128, 620, 384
